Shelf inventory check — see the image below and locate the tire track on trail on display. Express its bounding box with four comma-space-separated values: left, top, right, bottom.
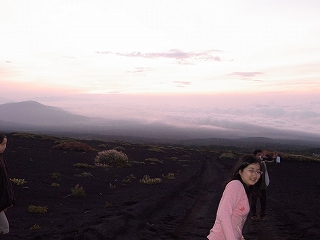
126, 156, 228, 240
172, 157, 229, 239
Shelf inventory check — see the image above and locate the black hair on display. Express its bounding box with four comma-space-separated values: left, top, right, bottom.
0, 133, 6, 143
252, 149, 262, 156
229, 154, 261, 199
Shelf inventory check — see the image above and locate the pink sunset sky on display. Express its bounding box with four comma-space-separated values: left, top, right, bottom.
1, 0, 320, 138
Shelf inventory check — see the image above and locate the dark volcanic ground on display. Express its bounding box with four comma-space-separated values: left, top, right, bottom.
1, 133, 320, 240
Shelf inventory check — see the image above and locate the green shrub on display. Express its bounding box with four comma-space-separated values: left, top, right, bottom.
52, 141, 96, 152
28, 205, 48, 214
10, 178, 27, 185
71, 184, 85, 197
94, 150, 129, 168
139, 175, 162, 185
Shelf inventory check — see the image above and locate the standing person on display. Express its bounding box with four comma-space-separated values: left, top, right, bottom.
0, 133, 15, 235
207, 155, 262, 240
251, 149, 277, 221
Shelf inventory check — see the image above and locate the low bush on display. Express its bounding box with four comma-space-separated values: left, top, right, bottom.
94, 150, 129, 168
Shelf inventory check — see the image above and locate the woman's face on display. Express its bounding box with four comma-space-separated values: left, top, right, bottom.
0, 137, 7, 154
239, 163, 262, 186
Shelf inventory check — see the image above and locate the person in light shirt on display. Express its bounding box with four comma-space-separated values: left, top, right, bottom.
207, 155, 262, 240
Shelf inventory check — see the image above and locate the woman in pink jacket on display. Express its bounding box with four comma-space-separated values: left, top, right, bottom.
207, 155, 262, 240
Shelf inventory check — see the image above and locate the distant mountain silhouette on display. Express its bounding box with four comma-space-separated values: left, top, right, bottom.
0, 101, 90, 126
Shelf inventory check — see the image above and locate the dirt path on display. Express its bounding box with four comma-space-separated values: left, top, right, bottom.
124, 156, 232, 239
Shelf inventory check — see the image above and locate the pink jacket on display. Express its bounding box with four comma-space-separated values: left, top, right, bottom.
207, 180, 249, 240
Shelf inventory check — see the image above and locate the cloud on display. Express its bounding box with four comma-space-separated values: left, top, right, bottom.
12, 93, 320, 140
230, 72, 264, 77
96, 49, 222, 64
127, 67, 154, 75
174, 81, 192, 88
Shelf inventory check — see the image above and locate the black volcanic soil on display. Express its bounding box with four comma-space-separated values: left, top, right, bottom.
1, 133, 320, 240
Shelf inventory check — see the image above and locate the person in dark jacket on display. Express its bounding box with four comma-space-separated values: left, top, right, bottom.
250, 149, 277, 221
0, 133, 15, 235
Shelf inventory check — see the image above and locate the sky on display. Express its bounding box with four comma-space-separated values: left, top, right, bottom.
1, 0, 320, 139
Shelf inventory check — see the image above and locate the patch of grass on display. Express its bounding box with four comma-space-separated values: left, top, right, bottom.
104, 202, 112, 208
52, 141, 96, 152
74, 172, 93, 177
29, 224, 41, 230
219, 152, 236, 159
145, 158, 163, 164
28, 205, 48, 214
73, 163, 95, 168
71, 184, 86, 197
98, 143, 110, 148
122, 178, 131, 184
282, 153, 320, 162
122, 174, 135, 184
50, 172, 61, 179
139, 175, 162, 185
162, 173, 175, 180
147, 147, 165, 153
10, 178, 27, 185
131, 161, 145, 165
12, 132, 36, 139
